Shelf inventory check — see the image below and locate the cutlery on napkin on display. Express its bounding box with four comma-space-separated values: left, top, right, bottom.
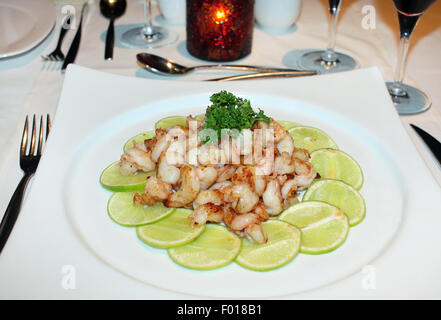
61, 2, 88, 71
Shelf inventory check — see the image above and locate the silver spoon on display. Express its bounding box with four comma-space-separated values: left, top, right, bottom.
136, 52, 314, 76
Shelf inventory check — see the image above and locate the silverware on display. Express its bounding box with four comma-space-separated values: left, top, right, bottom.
62, 3, 88, 71
0, 115, 51, 254
100, 0, 127, 61
207, 70, 317, 81
41, 15, 72, 61
136, 52, 310, 76
410, 123, 441, 167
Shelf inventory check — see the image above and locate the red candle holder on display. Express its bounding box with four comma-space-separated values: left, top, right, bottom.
186, 0, 255, 62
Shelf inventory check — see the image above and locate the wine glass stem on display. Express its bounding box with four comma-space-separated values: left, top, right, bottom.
143, 0, 155, 37
390, 36, 411, 97
321, 4, 341, 63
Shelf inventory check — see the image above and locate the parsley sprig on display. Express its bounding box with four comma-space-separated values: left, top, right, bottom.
202, 91, 270, 143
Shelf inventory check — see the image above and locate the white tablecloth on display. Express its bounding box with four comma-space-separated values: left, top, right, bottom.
0, 0, 440, 298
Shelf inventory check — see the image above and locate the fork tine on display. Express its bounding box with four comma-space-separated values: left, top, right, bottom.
29, 115, 37, 156
46, 114, 51, 140
20, 116, 29, 156
37, 116, 44, 156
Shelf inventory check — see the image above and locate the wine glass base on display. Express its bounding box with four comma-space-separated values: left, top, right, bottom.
298, 50, 357, 74
121, 25, 178, 49
386, 82, 431, 115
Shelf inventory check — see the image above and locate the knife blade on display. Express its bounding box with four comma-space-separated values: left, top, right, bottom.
61, 2, 88, 71
410, 123, 441, 166
206, 70, 317, 82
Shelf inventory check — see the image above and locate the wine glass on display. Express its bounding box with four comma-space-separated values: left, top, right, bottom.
121, 0, 178, 49
386, 0, 436, 115
298, 0, 357, 74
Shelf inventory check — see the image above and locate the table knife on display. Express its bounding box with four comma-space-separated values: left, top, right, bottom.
410, 124, 441, 167
61, 3, 88, 71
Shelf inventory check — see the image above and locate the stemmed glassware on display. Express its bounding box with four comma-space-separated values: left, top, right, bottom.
121, 0, 178, 49
386, 0, 436, 115
298, 0, 357, 74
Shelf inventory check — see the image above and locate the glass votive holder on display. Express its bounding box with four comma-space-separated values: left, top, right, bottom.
186, 0, 255, 62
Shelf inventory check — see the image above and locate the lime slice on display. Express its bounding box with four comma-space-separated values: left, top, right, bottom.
137, 209, 205, 249
168, 224, 241, 270
279, 201, 349, 254
100, 161, 155, 192
277, 120, 300, 130
123, 130, 156, 152
235, 220, 301, 271
303, 179, 365, 226
107, 192, 174, 227
155, 116, 187, 130
311, 149, 363, 190
288, 126, 338, 153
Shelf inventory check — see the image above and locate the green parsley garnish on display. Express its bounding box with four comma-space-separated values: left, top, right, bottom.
202, 91, 270, 143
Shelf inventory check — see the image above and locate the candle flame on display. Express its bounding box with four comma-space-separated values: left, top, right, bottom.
214, 5, 229, 24
216, 10, 225, 20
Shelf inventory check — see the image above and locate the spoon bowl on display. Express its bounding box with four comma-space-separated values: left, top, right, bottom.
136, 52, 316, 76
100, 0, 127, 60
100, 0, 126, 20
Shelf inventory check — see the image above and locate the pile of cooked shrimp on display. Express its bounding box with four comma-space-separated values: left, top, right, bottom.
119, 116, 317, 244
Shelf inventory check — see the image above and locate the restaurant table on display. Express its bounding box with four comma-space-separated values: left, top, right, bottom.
0, 0, 440, 299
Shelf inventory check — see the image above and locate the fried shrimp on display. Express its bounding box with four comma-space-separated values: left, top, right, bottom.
262, 179, 284, 216
120, 141, 155, 176
281, 179, 299, 208
166, 165, 200, 207
193, 190, 224, 209
188, 203, 224, 227
216, 165, 236, 182
124, 113, 318, 244
151, 129, 171, 163
274, 151, 296, 175
293, 159, 317, 190
230, 213, 267, 244
222, 183, 259, 214
133, 176, 172, 206
196, 166, 218, 191
232, 166, 266, 196
157, 152, 181, 185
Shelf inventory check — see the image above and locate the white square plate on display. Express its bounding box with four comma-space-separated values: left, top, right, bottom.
1, 65, 440, 299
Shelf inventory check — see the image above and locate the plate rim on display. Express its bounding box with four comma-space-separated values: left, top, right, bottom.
0, 0, 56, 59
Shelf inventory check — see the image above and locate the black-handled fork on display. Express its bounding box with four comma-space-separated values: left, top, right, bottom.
0, 115, 51, 255
41, 15, 72, 62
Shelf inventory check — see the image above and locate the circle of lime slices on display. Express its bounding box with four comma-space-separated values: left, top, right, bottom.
155, 116, 188, 130
107, 192, 174, 227
235, 220, 301, 271
277, 120, 300, 130
303, 179, 365, 226
168, 224, 241, 270
100, 161, 155, 192
136, 208, 205, 249
310, 148, 364, 190
288, 126, 338, 153
279, 201, 349, 254
123, 130, 156, 153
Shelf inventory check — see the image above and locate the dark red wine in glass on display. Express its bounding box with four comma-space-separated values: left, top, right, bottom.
386, 0, 437, 114
393, 0, 436, 14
